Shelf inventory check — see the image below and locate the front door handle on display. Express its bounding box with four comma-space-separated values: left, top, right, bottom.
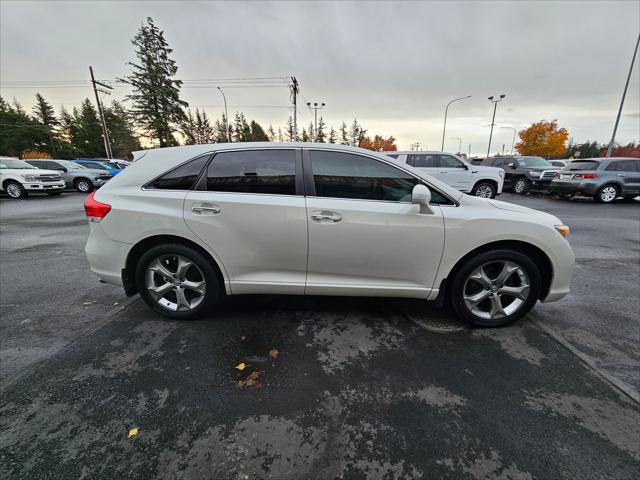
192, 203, 221, 215
311, 211, 342, 223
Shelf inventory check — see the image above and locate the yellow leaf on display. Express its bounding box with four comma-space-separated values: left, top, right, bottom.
128, 427, 139, 438
235, 362, 246, 371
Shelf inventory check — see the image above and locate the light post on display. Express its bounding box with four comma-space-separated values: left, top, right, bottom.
451, 137, 462, 154
306, 101, 325, 141
217, 87, 230, 142
441, 96, 471, 151
500, 126, 516, 154
486, 95, 506, 159
606, 33, 640, 157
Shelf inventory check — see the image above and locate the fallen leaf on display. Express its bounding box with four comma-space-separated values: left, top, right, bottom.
128, 427, 139, 438
240, 335, 246, 341
235, 362, 246, 371
269, 349, 279, 360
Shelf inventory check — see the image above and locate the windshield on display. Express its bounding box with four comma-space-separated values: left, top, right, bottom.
59, 160, 86, 170
517, 156, 552, 168
0, 159, 36, 169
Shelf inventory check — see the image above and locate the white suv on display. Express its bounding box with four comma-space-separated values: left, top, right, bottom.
386, 151, 504, 198
0, 158, 66, 198
84, 143, 574, 327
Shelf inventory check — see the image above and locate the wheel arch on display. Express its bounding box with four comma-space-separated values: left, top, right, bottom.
73, 176, 92, 186
2, 177, 23, 189
472, 178, 498, 191
437, 240, 552, 304
124, 234, 228, 296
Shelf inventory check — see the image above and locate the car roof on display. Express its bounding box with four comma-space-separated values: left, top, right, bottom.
392, 151, 452, 155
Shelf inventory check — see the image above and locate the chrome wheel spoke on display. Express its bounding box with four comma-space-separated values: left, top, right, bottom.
489, 293, 506, 318
175, 287, 190, 311
148, 259, 174, 280
145, 254, 206, 312
148, 282, 174, 299
495, 261, 518, 286
464, 289, 491, 307
469, 266, 492, 289
176, 258, 193, 279
499, 284, 530, 300
182, 280, 205, 295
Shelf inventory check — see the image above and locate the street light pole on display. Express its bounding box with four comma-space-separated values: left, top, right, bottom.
306, 102, 325, 141
441, 95, 471, 151
606, 33, 640, 157
217, 87, 230, 142
486, 95, 506, 159
500, 126, 516, 154
451, 137, 462, 154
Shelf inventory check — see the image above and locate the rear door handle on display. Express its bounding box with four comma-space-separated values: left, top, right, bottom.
311, 211, 342, 223
191, 203, 221, 215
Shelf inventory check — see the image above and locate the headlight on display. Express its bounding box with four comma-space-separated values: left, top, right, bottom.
20, 174, 37, 181
528, 171, 540, 177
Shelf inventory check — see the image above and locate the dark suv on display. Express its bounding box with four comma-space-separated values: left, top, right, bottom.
479, 156, 560, 194
550, 158, 640, 203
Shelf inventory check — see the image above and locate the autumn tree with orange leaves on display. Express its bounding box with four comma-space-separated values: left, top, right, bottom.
515, 120, 569, 158
359, 135, 398, 152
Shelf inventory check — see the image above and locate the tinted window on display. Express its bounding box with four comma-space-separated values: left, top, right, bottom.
25, 160, 44, 168
150, 155, 209, 190
407, 154, 436, 168
82, 162, 106, 170
606, 160, 638, 172
437, 155, 464, 168
567, 160, 600, 171
386, 154, 399, 159
206, 149, 296, 195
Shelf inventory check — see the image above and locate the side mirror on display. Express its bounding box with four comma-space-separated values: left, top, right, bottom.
507, 162, 516, 169
411, 184, 433, 214
462, 163, 469, 170
57, 167, 67, 173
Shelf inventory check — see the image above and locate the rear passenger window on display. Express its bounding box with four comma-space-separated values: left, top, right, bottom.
206, 149, 296, 195
606, 160, 638, 172
150, 155, 209, 190
407, 154, 436, 168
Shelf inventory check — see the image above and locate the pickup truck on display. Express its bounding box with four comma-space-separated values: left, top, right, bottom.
0, 157, 65, 198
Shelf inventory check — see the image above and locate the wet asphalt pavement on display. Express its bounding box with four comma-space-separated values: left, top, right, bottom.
0, 191, 638, 479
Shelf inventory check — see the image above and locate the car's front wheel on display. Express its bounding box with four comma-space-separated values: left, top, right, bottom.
135, 243, 221, 319
4, 181, 27, 199
75, 178, 94, 193
471, 182, 497, 198
595, 184, 619, 203
449, 249, 541, 327
513, 178, 529, 194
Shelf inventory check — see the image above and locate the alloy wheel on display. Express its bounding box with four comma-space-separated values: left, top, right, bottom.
463, 260, 530, 321
145, 254, 206, 312
514, 180, 526, 194
599, 186, 617, 203
77, 180, 91, 192
6, 183, 23, 198
475, 185, 494, 198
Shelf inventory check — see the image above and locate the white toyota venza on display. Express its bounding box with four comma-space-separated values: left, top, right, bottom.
85, 143, 574, 327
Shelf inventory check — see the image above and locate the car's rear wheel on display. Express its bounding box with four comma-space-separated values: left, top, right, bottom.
135, 243, 221, 319
471, 182, 497, 199
4, 181, 27, 199
513, 178, 529, 194
75, 178, 94, 193
449, 249, 541, 327
595, 184, 619, 203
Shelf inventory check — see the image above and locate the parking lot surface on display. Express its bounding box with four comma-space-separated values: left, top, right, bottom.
1, 192, 639, 479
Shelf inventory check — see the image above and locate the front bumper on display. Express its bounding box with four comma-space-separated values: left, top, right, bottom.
550, 180, 599, 196
25, 181, 65, 191
527, 178, 554, 190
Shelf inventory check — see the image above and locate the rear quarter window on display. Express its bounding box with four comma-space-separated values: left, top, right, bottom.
148, 155, 210, 190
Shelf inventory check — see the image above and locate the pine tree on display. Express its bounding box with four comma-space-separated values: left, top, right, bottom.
181, 109, 197, 145
103, 100, 141, 157
250, 121, 269, 141
308, 122, 314, 142
12, 98, 26, 116
0, 96, 50, 156
73, 99, 106, 157
267, 124, 276, 141
233, 112, 251, 142
301, 128, 310, 142
195, 109, 214, 144
349, 118, 366, 147
285, 116, 295, 141
121, 17, 187, 147
32, 93, 58, 127
316, 117, 326, 143
214, 115, 229, 143
277, 127, 284, 142
328, 127, 337, 144
339, 121, 349, 144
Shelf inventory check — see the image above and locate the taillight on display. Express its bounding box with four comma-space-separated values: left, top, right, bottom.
574, 173, 598, 179
84, 191, 111, 222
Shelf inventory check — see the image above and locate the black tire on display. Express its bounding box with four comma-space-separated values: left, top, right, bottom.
135, 243, 221, 320
74, 178, 94, 193
513, 177, 529, 195
4, 181, 27, 199
594, 184, 619, 204
471, 181, 497, 199
46, 191, 63, 196
449, 249, 542, 327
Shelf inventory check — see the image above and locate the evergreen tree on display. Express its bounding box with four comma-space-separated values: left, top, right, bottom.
285, 116, 295, 141
316, 117, 326, 143
339, 121, 349, 144
12, 98, 27, 116
55, 106, 78, 159
195, 109, 214, 144
0, 96, 50, 156
214, 115, 229, 143
181, 109, 197, 145
267, 124, 276, 141
349, 118, 366, 146
250, 120, 269, 141
301, 128, 310, 142
308, 122, 314, 142
32, 93, 58, 127
121, 17, 187, 147
73, 99, 106, 157
328, 127, 337, 144
233, 112, 251, 142
104, 100, 141, 157
277, 127, 284, 142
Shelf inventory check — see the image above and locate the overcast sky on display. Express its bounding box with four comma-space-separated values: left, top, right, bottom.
1, 0, 639, 153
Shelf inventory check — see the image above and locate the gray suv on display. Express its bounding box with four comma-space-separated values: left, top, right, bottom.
550, 158, 640, 203
25, 159, 112, 193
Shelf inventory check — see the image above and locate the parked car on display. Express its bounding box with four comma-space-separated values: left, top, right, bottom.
25, 159, 113, 193
73, 159, 121, 176
550, 157, 640, 203
0, 157, 66, 198
468, 157, 485, 166
84, 143, 574, 327
385, 151, 504, 198
478, 156, 561, 194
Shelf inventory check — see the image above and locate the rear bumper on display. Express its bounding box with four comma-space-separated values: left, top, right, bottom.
550, 181, 599, 196
85, 223, 130, 287
528, 178, 554, 190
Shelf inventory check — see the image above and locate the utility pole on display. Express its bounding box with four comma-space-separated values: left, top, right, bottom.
606, 33, 640, 157
216, 87, 230, 142
289, 77, 299, 141
89, 66, 113, 158
306, 101, 325, 141
468, 144, 471, 157
500, 126, 516, 155
486, 94, 505, 159
441, 95, 471, 151
451, 137, 462, 154
410, 141, 422, 151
